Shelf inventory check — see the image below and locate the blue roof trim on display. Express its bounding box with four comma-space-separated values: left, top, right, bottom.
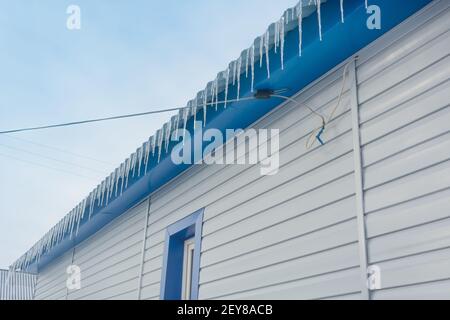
22, 0, 431, 272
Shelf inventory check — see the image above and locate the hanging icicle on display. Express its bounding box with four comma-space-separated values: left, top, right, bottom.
245, 48, 250, 78
340, 0, 345, 23
274, 22, 279, 53
202, 89, 207, 126
191, 99, 197, 129
365, 0, 368, 9
182, 106, 190, 144
157, 128, 164, 163
259, 36, 264, 67
236, 56, 242, 101
224, 68, 230, 108
174, 112, 181, 138
165, 119, 172, 152
214, 77, 219, 110
316, 0, 322, 41
137, 147, 143, 177
298, 1, 303, 56
251, 44, 255, 92
264, 29, 270, 79
280, 17, 285, 70
232, 61, 237, 86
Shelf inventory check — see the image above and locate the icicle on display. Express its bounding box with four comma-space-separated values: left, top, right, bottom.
109, 170, 116, 198
232, 61, 237, 86
182, 106, 189, 144
214, 77, 219, 110
264, 30, 270, 79
298, 2, 303, 56
137, 147, 143, 177
100, 180, 106, 205
174, 111, 181, 138
259, 36, 264, 67
165, 120, 172, 152
114, 168, 120, 197
274, 22, 279, 53
130, 153, 136, 178
365, 0, 368, 9
245, 48, 250, 78
143, 141, 150, 173
316, 0, 322, 41
340, 0, 344, 23
157, 128, 164, 163
202, 89, 207, 126
224, 68, 230, 108
151, 135, 157, 156
191, 99, 197, 129
251, 44, 255, 92
125, 158, 131, 189
280, 17, 285, 70
120, 163, 126, 194
236, 56, 242, 101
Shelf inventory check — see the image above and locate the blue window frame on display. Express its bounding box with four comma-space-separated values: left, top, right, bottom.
160, 208, 204, 300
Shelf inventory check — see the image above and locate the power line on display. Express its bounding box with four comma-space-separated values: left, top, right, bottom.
0, 97, 255, 135
1, 135, 113, 165
0, 143, 108, 174
0, 153, 99, 181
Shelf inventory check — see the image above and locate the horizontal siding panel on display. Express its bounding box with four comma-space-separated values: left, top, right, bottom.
203, 152, 354, 238
364, 159, 450, 214
360, 77, 450, 146
199, 243, 359, 299
360, 57, 450, 127
201, 193, 355, 254
364, 130, 450, 190
211, 268, 361, 300
366, 187, 450, 239
200, 221, 358, 284
75, 253, 141, 289
201, 218, 358, 269
357, 30, 450, 105
362, 105, 450, 169
375, 247, 450, 290
356, 3, 450, 85
140, 282, 160, 300
372, 279, 450, 300
368, 217, 450, 264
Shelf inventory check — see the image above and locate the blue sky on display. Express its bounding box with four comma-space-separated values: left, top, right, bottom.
0, 0, 297, 268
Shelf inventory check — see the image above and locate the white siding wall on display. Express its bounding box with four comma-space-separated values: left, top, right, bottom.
34, 200, 147, 300
34, 0, 450, 300
357, 0, 450, 299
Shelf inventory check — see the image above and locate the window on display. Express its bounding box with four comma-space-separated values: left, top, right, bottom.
160, 209, 203, 300
181, 238, 195, 300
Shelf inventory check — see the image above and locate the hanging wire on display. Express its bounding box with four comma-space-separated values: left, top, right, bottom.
0, 97, 256, 135
271, 57, 357, 149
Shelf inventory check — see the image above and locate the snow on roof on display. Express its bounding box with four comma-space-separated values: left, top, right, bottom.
12, 0, 353, 271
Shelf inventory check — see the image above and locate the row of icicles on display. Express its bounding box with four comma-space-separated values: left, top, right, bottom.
12, 0, 371, 271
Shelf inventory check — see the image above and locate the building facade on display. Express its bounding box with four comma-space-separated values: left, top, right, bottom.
13, 0, 450, 300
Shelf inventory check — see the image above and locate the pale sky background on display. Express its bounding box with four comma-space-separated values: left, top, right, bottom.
0, 0, 297, 268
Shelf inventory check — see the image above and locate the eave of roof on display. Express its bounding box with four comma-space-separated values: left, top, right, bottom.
13, 0, 432, 273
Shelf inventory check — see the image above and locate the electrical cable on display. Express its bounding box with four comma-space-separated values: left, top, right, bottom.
0, 153, 99, 180
0, 143, 108, 174
0, 97, 255, 135
1, 134, 113, 165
